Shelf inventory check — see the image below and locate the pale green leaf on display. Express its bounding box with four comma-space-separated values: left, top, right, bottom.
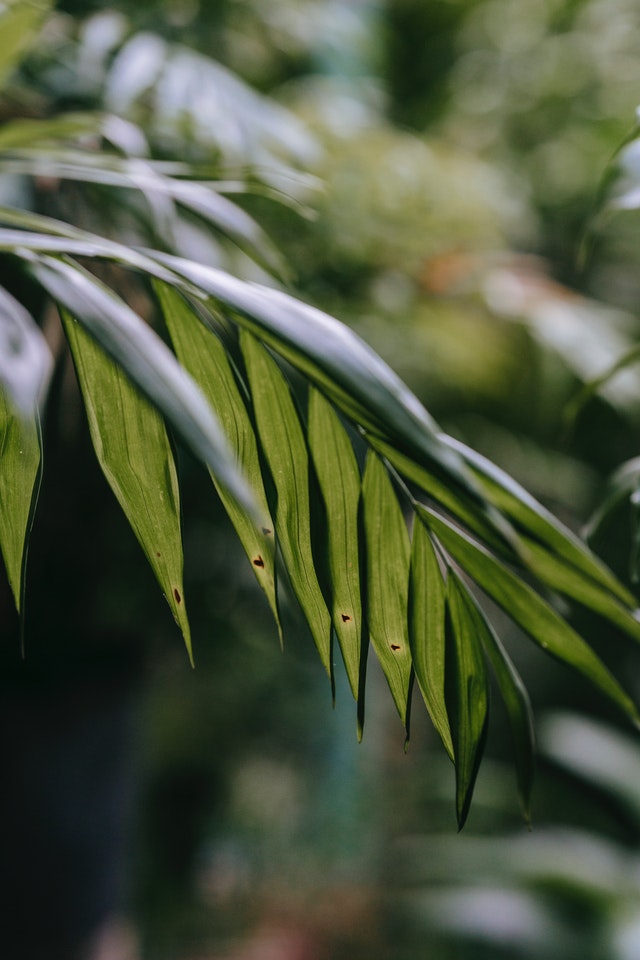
154, 280, 281, 641
240, 330, 332, 675
61, 309, 192, 661
409, 518, 453, 759
421, 506, 640, 725
0, 284, 52, 415
362, 451, 412, 726
447, 573, 490, 829
0, 0, 51, 90
308, 388, 363, 702
0, 391, 41, 615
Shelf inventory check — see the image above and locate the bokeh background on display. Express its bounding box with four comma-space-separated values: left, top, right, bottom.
5, 1, 640, 957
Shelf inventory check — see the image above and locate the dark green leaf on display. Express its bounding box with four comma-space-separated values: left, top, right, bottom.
155, 280, 281, 641
455, 578, 535, 823
240, 331, 332, 675
448, 436, 636, 607
62, 309, 192, 660
362, 451, 412, 725
447, 573, 490, 829
421, 506, 640, 725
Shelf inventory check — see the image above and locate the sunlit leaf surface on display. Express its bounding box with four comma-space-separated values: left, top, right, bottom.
62, 309, 192, 660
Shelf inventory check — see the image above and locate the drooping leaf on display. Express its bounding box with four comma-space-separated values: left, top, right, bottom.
409, 518, 453, 759
144, 255, 494, 517
27, 254, 256, 515
240, 330, 332, 675
446, 572, 490, 829
520, 534, 640, 642
420, 506, 640, 725
454, 577, 535, 823
0, 285, 52, 416
61, 308, 192, 660
0, 0, 51, 91
448, 436, 636, 607
154, 280, 281, 641
362, 451, 412, 726
0, 391, 42, 616
307, 388, 363, 702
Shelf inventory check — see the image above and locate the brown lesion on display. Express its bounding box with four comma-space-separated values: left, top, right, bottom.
341, 614, 352, 622
390, 643, 401, 651
253, 556, 265, 568
261, 527, 272, 536
173, 588, 182, 603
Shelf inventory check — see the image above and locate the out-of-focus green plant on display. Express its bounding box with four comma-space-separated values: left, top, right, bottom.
3, 0, 640, 834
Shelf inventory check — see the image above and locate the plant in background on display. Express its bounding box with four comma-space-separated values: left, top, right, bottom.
3, 0, 640, 840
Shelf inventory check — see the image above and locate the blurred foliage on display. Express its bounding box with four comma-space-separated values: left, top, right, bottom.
4, 1, 640, 959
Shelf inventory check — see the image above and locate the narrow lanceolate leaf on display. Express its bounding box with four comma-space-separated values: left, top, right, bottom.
447, 436, 636, 608
454, 579, 535, 823
147, 255, 492, 512
154, 280, 281, 642
240, 331, 332, 675
421, 506, 640, 725
308, 388, 363, 701
61, 309, 192, 661
521, 535, 640, 643
0, 392, 41, 615
28, 254, 256, 516
409, 519, 453, 759
0, 285, 52, 416
362, 451, 412, 726
447, 573, 490, 829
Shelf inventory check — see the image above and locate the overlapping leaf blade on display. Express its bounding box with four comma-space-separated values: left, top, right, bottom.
0, 392, 41, 616
409, 518, 453, 758
154, 280, 281, 640
454, 578, 536, 822
307, 389, 363, 701
144, 255, 496, 512
240, 330, 332, 675
421, 506, 640, 724
448, 436, 635, 606
61, 309, 192, 659
0, 285, 52, 416
446, 572, 490, 829
27, 254, 255, 514
362, 451, 412, 726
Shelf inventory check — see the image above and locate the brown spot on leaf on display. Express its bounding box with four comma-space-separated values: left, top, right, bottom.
156, 552, 161, 557
341, 614, 351, 622
253, 556, 265, 568
261, 527, 272, 536
174, 588, 182, 604
390, 644, 401, 651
